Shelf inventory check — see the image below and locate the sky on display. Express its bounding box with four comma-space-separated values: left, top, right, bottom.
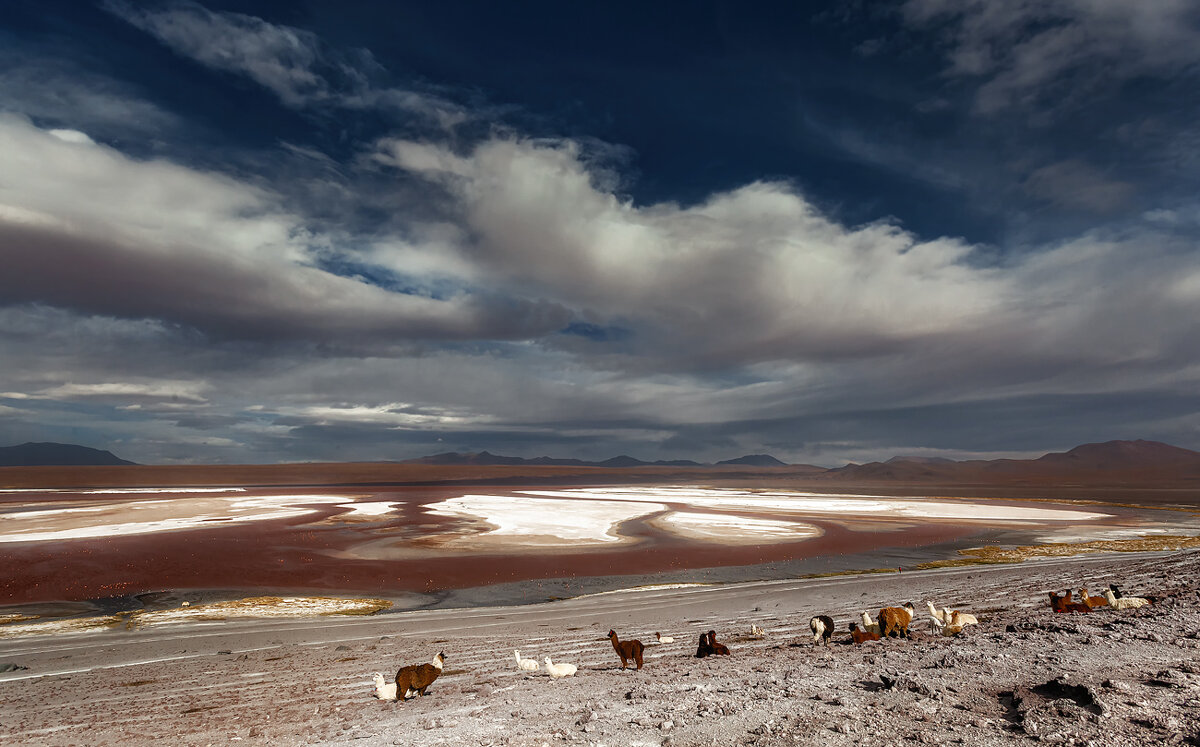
2, 0, 1199, 466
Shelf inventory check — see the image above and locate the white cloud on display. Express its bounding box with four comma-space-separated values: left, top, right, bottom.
39, 381, 210, 403
0, 115, 565, 345
379, 135, 1007, 365
46, 129, 96, 145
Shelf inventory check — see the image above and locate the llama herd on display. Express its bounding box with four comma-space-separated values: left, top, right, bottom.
371, 579, 1158, 703
1049, 583, 1158, 613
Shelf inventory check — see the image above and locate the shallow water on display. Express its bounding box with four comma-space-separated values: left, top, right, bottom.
0, 484, 1195, 610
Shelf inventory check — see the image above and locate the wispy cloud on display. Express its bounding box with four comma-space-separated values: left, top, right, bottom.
903, 0, 1200, 114
105, 0, 466, 126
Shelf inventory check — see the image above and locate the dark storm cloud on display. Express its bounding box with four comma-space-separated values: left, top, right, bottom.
0, 221, 569, 344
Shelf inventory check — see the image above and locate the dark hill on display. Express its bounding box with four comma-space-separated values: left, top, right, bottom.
717, 454, 787, 467
828, 439, 1200, 485
0, 442, 135, 467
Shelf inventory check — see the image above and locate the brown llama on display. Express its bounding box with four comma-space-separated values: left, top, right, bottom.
849, 622, 881, 644
394, 652, 444, 700
1078, 588, 1109, 608
707, 630, 730, 656
607, 629, 645, 670
878, 603, 914, 638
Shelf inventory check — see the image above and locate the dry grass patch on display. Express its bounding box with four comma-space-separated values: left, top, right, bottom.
915, 535, 1200, 570
797, 567, 901, 579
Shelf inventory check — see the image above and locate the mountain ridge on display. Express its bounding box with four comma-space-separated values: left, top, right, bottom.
0, 442, 136, 467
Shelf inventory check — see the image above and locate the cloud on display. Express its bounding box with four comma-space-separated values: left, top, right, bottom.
377, 135, 1016, 369
107, 0, 333, 107
0, 51, 178, 136
1022, 159, 1135, 213
0, 115, 569, 345
902, 0, 1200, 113
39, 381, 209, 404
106, 0, 466, 125
3, 3, 1199, 464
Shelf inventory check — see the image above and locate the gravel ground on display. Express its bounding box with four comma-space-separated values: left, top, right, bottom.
1, 550, 1198, 746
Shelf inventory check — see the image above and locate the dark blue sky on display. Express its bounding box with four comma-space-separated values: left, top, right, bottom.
2, 0, 1199, 464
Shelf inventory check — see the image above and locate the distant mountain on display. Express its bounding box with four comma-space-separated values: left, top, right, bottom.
404, 451, 781, 468
885, 455, 954, 465
717, 454, 787, 467
403, 451, 587, 466
0, 442, 135, 467
829, 440, 1200, 484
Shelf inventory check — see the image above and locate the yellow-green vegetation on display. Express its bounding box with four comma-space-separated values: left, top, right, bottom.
0, 615, 125, 639
915, 534, 1200, 570
797, 567, 900, 579
0, 595, 392, 639
0, 613, 40, 625
126, 595, 393, 624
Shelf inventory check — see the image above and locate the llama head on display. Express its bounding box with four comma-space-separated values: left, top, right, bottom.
432, 652, 445, 668
849, 622, 859, 632
372, 672, 386, 686
607, 629, 617, 639
544, 656, 553, 666
903, 602, 915, 612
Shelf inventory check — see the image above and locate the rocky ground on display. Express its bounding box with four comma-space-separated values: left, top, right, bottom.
1, 550, 1198, 746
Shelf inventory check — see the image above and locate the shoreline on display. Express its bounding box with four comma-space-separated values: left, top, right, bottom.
0, 539, 1187, 639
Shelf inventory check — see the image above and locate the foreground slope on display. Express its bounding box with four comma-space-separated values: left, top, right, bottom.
1, 550, 1196, 746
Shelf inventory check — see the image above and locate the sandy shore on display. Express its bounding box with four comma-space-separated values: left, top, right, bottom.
1, 549, 1197, 746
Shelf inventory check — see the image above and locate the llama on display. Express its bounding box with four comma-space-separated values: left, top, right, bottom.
1049, 591, 1090, 614
708, 630, 730, 656
859, 611, 881, 635
930, 617, 966, 637
932, 601, 977, 626
694, 632, 714, 658
607, 630, 645, 670
371, 672, 398, 701
395, 652, 444, 700
879, 603, 915, 638
514, 650, 539, 672
849, 622, 881, 644
1110, 584, 1160, 604
809, 615, 834, 646
544, 657, 577, 678
1077, 588, 1109, 609
948, 609, 978, 626
655, 632, 674, 643
1104, 589, 1150, 610
750, 624, 765, 638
